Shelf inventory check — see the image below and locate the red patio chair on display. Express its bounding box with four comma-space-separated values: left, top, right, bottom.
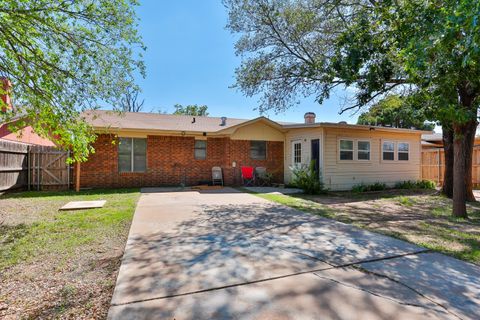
241, 166, 255, 186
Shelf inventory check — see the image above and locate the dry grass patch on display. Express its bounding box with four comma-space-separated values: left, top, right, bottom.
0, 188, 140, 319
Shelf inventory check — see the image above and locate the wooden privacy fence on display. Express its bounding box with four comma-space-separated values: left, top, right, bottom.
0, 139, 71, 191
421, 146, 480, 186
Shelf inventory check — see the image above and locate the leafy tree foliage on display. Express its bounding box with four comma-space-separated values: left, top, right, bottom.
173, 104, 209, 116
0, 0, 145, 161
357, 95, 435, 130
225, 0, 480, 217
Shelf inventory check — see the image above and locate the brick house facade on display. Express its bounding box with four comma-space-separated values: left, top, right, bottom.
79, 134, 284, 188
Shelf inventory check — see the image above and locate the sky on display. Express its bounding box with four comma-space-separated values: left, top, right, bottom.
133, 0, 359, 124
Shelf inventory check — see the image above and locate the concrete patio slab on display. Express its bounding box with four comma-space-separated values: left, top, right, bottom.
108, 188, 478, 319
254, 218, 427, 266
109, 272, 452, 320
358, 252, 480, 319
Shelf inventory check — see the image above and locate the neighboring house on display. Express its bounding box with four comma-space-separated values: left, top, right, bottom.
422, 132, 480, 149
80, 110, 427, 191
0, 78, 55, 147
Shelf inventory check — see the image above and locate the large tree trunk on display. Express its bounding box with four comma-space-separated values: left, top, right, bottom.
453, 123, 469, 218
452, 84, 478, 217
442, 126, 454, 198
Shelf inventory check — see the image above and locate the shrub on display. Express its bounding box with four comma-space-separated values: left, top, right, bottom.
351, 182, 387, 193
291, 160, 327, 194
395, 180, 436, 190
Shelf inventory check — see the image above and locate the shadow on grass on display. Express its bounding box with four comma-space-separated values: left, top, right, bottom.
0, 188, 140, 200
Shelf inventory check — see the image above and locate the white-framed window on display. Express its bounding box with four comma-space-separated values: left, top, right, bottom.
382, 141, 395, 161
398, 142, 409, 161
118, 137, 147, 172
194, 140, 207, 160
339, 139, 354, 160
357, 141, 370, 161
292, 141, 302, 164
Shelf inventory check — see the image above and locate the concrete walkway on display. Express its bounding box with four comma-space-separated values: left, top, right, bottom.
108, 188, 480, 320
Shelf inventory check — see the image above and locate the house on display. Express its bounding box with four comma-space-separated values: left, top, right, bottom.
0, 78, 55, 147
422, 132, 480, 149
79, 110, 428, 191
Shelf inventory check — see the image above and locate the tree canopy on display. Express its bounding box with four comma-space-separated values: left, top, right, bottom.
357, 95, 435, 130
225, 0, 480, 217
0, 0, 145, 161
173, 104, 209, 116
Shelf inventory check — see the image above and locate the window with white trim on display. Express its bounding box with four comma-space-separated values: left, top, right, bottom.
293, 142, 302, 164
398, 142, 409, 161
194, 140, 207, 160
339, 139, 354, 160
118, 137, 146, 172
382, 141, 395, 161
357, 141, 370, 160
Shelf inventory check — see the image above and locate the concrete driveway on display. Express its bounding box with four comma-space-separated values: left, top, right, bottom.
108, 188, 479, 320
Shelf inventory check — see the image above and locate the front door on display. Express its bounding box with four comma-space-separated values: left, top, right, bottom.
311, 139, 320, 179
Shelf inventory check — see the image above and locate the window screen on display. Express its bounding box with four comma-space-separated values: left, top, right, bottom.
398, 142, 409, 161
118, 138, 146, 172
250, 141, 266, 160
357, 141, 370, 160
194, 140, 207, 160
118, 138, 133, 172
383, 141, 395, 161
339, 140, 354, 160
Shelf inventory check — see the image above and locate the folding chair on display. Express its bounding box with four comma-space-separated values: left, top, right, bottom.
241, 166, 255, 186
212, 166, 223, 186
255, 167, 269, 186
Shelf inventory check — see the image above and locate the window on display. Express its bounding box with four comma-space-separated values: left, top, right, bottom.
194, 140, 207, 160
250, 141, 266, 160
398, 142, 409, 161
357, 141, 370, 160
383, 141, 395, 161
293, 142, 302, 164
118, 138, 146, 172
339, 140, 354, 160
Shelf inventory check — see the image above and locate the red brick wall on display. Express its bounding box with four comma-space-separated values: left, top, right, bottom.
79, 134, 284, 188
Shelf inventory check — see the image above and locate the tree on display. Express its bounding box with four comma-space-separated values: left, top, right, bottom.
224, 0, 480, 217
357, 95, 435, 130
120, 87, 145, 112
0, 1, 145, 162
173, 104, 209, 116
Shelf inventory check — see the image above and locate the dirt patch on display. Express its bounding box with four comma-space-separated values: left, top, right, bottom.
0, 189, 139, 319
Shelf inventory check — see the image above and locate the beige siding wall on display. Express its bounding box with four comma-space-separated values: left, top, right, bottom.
323, 128, 422, 190
284, 126, 422, 191
230, 122, 285, 141
284, 128, 324, 182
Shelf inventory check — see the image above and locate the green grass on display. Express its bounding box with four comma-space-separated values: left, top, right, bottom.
0, 188, 140, 270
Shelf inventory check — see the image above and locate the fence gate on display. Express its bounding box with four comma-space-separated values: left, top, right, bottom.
29, 146, 71, 191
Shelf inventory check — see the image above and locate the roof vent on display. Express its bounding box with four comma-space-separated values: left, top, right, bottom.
192, 117, 196, 124
304, 112, 316, 124
338, 121, 348, 125
220, 116, 227, 126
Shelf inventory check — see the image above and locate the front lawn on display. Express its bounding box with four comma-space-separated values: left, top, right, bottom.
0, 188, 140, 319
254, 189, 480, 265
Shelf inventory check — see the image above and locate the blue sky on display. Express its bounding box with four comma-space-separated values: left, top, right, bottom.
134, 0, 358, 124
